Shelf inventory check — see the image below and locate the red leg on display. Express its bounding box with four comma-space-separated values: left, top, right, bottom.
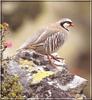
47, 55, 57, 67
50, 54, 64, 62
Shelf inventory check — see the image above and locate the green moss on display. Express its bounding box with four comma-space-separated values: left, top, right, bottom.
1, 60, 24, 99
1, 74, 24, 99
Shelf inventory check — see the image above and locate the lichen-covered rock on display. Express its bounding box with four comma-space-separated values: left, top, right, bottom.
0, 50, 87, 99
30, 82, 74, 99
1, 62, 24, 99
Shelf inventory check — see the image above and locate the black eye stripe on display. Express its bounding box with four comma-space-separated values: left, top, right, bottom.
63, 21, 72, 24
60, 21, 71, 31
60, 21, 72, 27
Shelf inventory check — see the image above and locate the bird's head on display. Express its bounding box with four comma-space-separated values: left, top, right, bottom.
58, 18, 74, 31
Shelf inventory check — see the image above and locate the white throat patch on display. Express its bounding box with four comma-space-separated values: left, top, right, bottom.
63, 23, 70, 28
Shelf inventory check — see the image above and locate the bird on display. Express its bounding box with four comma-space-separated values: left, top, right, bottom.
19, 18, 74, 65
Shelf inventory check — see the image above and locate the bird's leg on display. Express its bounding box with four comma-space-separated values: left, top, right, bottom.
50, 54, 64, 62
47, 55, 57, 67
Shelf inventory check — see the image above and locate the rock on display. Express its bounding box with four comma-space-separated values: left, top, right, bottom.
1, 50, 88, 99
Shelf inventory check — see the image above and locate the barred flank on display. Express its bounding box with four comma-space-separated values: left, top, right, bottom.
44, 32, 65, 54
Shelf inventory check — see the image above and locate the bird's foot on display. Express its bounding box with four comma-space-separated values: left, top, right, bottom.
50, 55, 64, 62
46, 55, 57, 68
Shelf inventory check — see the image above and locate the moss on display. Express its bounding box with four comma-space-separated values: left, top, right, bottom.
1, 74, 24, 99
1, 60, 24, 99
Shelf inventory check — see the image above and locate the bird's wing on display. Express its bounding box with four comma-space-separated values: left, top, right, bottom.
33, 27, 59, 44
19, 27, 59, 50
19, 28, 46, 49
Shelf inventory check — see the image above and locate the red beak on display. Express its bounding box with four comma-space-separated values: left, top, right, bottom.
70, 23, 74, 27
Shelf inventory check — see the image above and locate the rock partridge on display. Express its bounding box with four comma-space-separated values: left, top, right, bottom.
19, 18, 74, 65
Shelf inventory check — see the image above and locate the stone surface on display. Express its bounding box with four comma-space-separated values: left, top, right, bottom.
1, 50, 87, 99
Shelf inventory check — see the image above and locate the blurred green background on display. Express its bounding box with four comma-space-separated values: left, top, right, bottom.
2, 1, 91, 98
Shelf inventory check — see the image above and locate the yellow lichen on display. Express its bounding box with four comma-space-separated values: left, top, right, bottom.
31, 71, 54, 84
19, 58, 33, 69
19, 59, 32, 66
